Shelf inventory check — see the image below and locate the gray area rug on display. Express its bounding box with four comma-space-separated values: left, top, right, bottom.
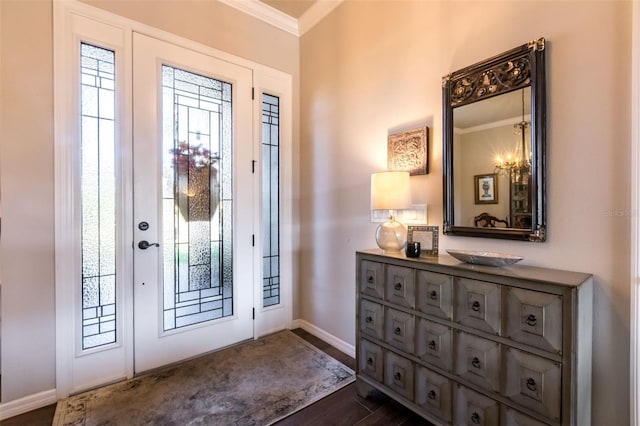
53, 330, 355, 425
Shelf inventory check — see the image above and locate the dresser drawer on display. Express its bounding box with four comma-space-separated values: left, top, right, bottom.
360, 260, 385, 299
501, 406, 549, 426
503, 347, 561, 421
416, 270, 453, 320
359, 300, 384, 340
454, 331, 501, 392
359, 339, 384, 382
454, 277, 501, 335
385, 265, 415, 308
416, 318, 452, 372
385, 307, 415, 353
505, 287, 563, 354
415, 366, 452, 423
454, 384, 500, 426
384, 351, 414, 401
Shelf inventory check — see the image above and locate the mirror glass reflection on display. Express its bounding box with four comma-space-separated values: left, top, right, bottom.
453, 87, 531, 229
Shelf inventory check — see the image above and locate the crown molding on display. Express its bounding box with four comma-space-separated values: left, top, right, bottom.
299, 1, 343, 36
218, 0, 300, 36
218, 0, 344, 37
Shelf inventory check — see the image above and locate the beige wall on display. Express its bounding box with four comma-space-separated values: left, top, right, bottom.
300, 1, 631, 424
0, 0, 56, 402
0, 0, 299, 403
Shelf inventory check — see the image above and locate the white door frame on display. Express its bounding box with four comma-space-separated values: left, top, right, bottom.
54, 0, 293, 398
53, 6, 134, 396
252, 73, 294, 338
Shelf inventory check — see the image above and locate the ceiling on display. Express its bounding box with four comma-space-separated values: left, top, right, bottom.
220, 0, 340, 36
259, 0, 317, 19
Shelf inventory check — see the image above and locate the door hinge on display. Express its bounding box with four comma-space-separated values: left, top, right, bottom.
252, 308, 255, 320
252, 234, 255, 246
252, 159, 256, 173
252, 87, 255, 100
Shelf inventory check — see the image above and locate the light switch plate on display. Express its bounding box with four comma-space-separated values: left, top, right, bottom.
371, 204, 427, 224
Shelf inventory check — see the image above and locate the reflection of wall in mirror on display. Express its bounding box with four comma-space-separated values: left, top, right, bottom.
453, 130, 463, 224
458, 123, 518, 226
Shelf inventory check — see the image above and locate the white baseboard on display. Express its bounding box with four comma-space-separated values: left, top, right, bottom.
292, 319, 355, 358
0, 388, 57, 421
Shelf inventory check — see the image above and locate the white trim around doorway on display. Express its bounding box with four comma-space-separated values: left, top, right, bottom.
54, 0, 293, 400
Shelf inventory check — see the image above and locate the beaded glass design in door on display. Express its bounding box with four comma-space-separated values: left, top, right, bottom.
161, 65, 233, 331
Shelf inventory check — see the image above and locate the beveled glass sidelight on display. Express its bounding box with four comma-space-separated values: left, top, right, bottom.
442, 38, 547, 241
80, 43, 117, 350
161, 65, 233, 330
262, 93, 280, 308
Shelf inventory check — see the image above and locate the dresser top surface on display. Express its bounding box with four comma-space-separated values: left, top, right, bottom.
357, 249, 592, 288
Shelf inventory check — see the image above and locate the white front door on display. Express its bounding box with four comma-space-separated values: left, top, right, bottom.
132, 33, 254, 373
56, 5, 292, 396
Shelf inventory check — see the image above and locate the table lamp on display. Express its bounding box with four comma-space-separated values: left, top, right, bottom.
370, 171, 411, 252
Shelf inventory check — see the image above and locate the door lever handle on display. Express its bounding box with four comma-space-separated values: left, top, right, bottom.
138, 240, 160, 250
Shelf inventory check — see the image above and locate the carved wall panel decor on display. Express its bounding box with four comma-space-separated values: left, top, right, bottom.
387, 127, 429, 175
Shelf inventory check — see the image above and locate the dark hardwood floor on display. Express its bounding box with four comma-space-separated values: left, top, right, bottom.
1, 328, 431, 426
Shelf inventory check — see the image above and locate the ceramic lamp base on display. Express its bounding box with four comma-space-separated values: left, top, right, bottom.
375, 218, 407, 253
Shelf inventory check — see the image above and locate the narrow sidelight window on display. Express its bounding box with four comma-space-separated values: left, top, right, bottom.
80, 43, 117, 349
262, 94, 280, 307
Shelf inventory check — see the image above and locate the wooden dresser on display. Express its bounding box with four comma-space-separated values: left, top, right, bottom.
355, 249, 592, 426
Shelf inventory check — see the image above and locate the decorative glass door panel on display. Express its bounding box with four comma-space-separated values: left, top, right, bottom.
161, 66, 233, 330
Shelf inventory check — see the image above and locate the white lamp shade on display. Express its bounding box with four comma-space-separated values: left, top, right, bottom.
370, 171, 411, 210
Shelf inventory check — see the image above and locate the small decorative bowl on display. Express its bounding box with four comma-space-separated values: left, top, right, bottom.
446, 249, 523, 267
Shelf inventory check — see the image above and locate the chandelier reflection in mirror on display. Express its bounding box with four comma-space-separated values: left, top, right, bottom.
494, 88, 531, 184
494, 88, 532, 229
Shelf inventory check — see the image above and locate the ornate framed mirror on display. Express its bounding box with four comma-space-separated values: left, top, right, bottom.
442, 38, 546, 241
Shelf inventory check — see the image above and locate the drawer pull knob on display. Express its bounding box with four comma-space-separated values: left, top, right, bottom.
471, 301, 481, 312
365, 316, 373, 324
471, 356, 481, 369
526, 314, 537, 326
394, 327, 402, 336
428, 340, 437, 351
428, 390, 437, 400
367, 357, 374, 366
394, 282, 402, 291
394, 372, 402, 381
471, 412, 480, 424
429, 290, 438, 300
526, 377, 537, 391
367, 276, 374, 283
